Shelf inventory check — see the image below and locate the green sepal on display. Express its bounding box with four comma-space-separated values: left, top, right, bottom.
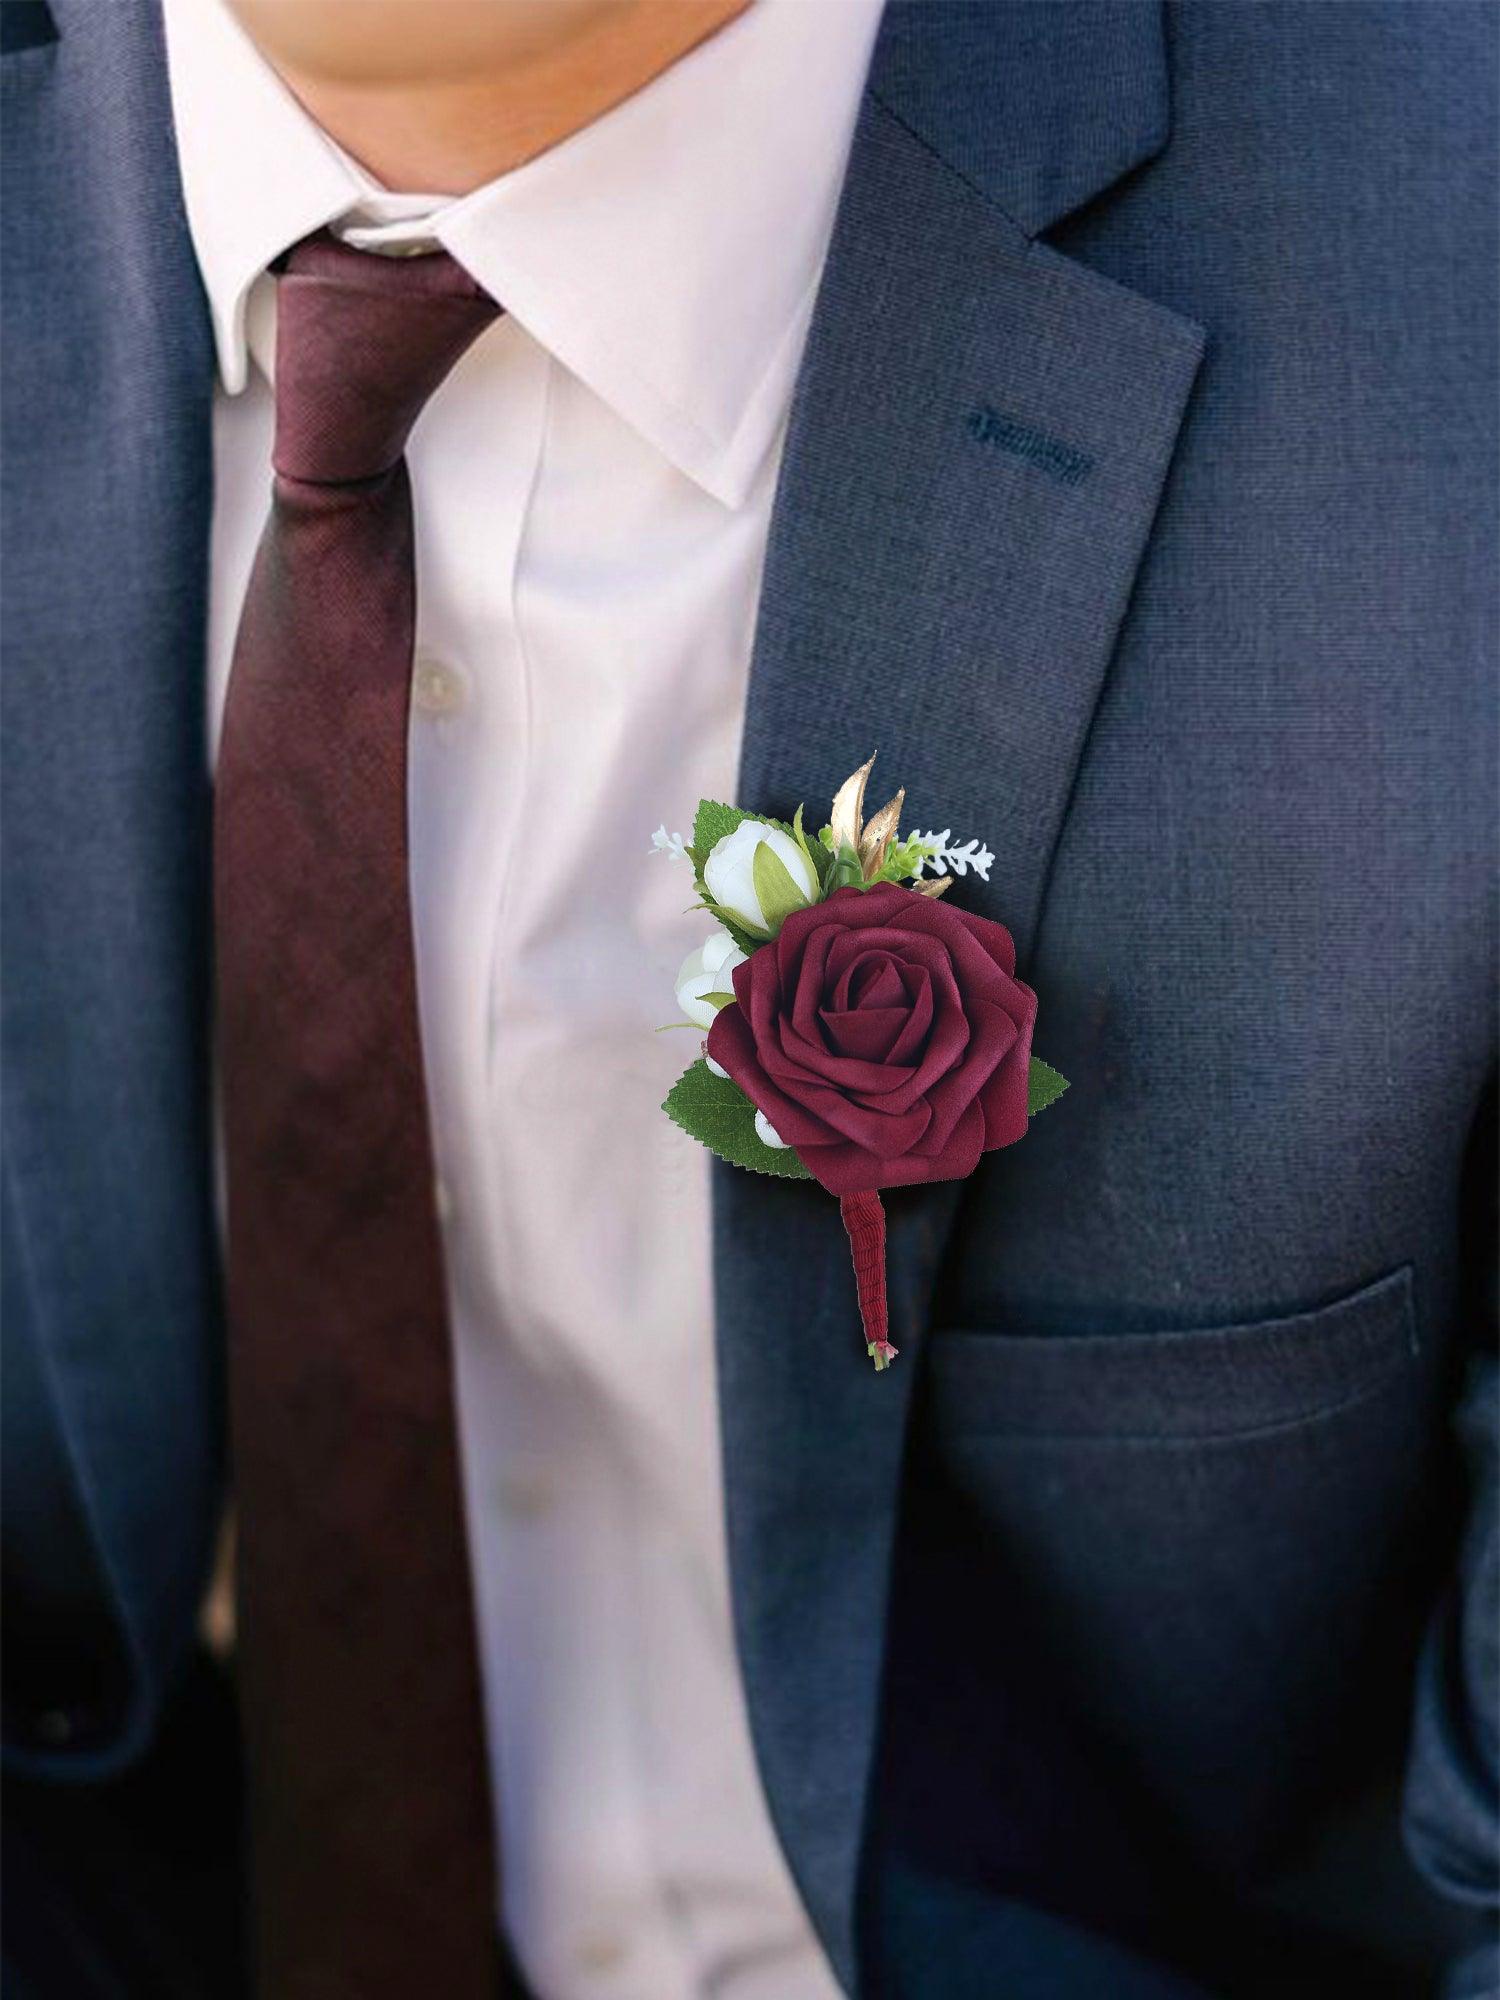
751, 841, 812, 934
662, 1059, 812, 1180
874, 834, 936, 886
829, 840, 865, 892
794, 804, 834, 888
697, 990, 736, 1015
1027, 1056, 1069, 1116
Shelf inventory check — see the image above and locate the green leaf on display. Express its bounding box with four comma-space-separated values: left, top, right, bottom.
1027, 1056, 1069, 1116
692, 799, 750, 860
697, 899, 769, 956
698, 990, 736, 1014
662, 1060, 812, 1179
752, 841, 812, 934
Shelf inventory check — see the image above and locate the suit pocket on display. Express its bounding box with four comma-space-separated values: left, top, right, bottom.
914, 1267, 1427, 1870
924, 1263, 1418, 1442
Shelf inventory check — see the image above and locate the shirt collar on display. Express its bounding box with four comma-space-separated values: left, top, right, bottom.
162, 0, 884, 507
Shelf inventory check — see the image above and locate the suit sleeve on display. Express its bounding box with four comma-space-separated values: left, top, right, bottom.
1402, 1088, 1499, 1997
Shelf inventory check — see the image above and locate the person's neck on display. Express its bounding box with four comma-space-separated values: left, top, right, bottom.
252, 0, 751, 194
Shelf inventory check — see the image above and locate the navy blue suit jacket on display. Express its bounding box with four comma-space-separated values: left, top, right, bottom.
3, 4, 1495, 1994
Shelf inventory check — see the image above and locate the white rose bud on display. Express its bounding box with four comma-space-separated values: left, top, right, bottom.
702, 820, 817, 934
675, 927, 747, 1029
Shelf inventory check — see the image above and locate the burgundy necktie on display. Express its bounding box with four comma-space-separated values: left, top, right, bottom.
214, 233, 501, 1998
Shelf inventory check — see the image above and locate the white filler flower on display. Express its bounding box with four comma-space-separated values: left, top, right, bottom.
675, 928, 747, 1029
753, 1109, 790, 1151
907, 829, 996, 882
703, 820, 817, 933
649, 824, 690, 862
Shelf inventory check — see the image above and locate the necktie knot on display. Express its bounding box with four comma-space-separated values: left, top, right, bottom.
271, 231, 499, 485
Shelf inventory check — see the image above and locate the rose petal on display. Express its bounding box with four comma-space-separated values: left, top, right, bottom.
788, 925, 842, 1046
802, 1083, 933, 1160
849, 886, 1019, 982
976, 975, 1038, 1149
916, 996, 1017, 1155
848, 956, 908, 1011
766, 1029, 918, 1100
823, 925, 950, 986
884, 967, 935, 1064
819, 1002, 912, 1064
794, 1096, 984, 1196
855, 951, 970, 1115
706, 1002, 836, 1150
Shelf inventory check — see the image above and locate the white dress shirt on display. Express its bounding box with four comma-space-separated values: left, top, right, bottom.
161, 1, 883, 1994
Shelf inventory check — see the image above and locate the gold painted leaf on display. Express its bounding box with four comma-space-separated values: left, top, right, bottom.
828, 755, 876, 855
915, 875, 953, 898
858, 790, 905, 877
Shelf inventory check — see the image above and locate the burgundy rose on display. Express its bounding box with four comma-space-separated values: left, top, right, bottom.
706, 883, 1037, 1197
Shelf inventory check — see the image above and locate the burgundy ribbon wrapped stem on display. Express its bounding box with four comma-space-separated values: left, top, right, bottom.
839, 1190, 897, 1370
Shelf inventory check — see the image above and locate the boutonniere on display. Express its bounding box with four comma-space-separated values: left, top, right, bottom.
653, 758, 1067, 1370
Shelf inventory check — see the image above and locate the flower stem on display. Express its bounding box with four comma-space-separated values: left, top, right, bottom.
839, 1190, 897, 1371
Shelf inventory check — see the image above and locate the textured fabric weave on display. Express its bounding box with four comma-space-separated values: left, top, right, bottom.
213, 233, 500, 1999
3, 6, 1496, 1997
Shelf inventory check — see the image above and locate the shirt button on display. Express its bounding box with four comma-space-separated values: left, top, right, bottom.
495, 1471, 557, 1521
33, 1707, 83, 1749
412, 651, 468, 718
575, 1932, 628, 1976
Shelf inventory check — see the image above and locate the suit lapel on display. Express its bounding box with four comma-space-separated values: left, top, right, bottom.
716, 7, 1204, 1986
2, 0, 221, 1743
